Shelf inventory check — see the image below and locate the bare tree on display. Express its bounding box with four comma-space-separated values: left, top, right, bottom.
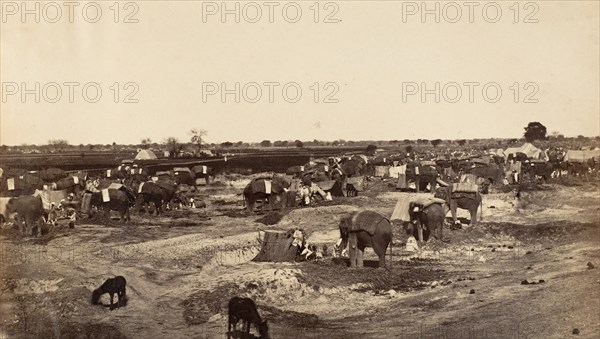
190, 129, 208, 154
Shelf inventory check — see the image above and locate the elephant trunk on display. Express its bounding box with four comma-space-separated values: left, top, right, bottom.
337, 233, 348, 257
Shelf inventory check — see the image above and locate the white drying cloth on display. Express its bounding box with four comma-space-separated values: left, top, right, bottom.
390, 194, 412, 222
7, 178, 15, 191
102, 189, 110, 202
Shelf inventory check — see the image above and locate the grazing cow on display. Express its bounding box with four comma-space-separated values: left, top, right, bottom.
91, 276, 127, 310
228, 297, 269, 339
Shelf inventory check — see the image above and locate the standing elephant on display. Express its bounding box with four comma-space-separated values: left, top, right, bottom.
154, 178, 178, 210
192, 165, 215, 185
90, 188, 131, 222
243, 176, 291, 212
5, 195, 45, 236
406, 202, 445, 243
173, 167, 196, 187
36, 167, 67, 182
340, 159, 365, 178
406, 161, 438, 193
134, 181, 165, 215
337, 210, 392, 268
0, 175, 43, 197
434, 186, 482, 227
55, 176, 85, 196
285, 165, 305, 178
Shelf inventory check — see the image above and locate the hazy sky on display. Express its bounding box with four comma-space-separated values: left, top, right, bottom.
1, 1, 599, 145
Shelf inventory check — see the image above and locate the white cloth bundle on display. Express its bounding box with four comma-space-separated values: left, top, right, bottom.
102, 189, 110, 202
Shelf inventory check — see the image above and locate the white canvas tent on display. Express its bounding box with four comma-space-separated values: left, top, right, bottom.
504, 143, 548, 161
135, 149, 158, 160
562, 149, 600, 163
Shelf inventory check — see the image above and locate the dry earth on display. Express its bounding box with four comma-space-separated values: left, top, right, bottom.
1, 176, 599, 339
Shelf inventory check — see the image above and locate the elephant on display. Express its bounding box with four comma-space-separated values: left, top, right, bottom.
522, 161, 553, 182
405, 161, 438, 193
34, 167, 67, 182
285, 165, 305, 178
90, 188, 131, 222
127, 167, 149, 183
463, 163, 503, 184
406, 202, 445, 243
192, 165, 215, 185
154, 178, 179, 210
104, 167, 128, 180
340, 159, 366, 178
55, 176, 85, 196
5, 195, 45, 236
173, 168, 196, 187
434, 186, 482, 227
133, 181, 165, 215
0, 174, 44, 197
243, 175, 291, 212
337, 210, 392, 268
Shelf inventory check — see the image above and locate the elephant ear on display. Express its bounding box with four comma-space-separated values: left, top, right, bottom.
339, 213, 353, 236
271, 175, 291, 193
351, 210, 384, 235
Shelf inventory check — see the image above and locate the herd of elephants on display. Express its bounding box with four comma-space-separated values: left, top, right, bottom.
0, 147, 598, 338
0, 148, 597, 246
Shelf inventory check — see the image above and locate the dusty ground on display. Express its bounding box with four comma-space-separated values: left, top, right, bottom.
1, 176, 599, 339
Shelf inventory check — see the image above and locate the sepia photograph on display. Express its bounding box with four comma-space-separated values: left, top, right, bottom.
1, 1, 599, 338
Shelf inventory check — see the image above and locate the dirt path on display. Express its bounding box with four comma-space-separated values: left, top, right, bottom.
1, 182, 599, 338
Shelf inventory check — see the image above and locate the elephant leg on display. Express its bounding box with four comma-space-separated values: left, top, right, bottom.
155, 199, 162, 216
268, 195, 276, 211
136, 196, 145, 214
155, 200, 162, 215
125, 208, 130, 222
470, 208, 478, 226
25, 216, 34, 236
417, 221, 424, 244
104, 205, 111, 220
356, 245, 365, 268
18, 216, 25, 235
279, 194, 287, 210
245, 195, 254, 212
430, 179, 437, 192
348, 233, 358, 267
450, 201, 458, 225
373, 241, 388, 268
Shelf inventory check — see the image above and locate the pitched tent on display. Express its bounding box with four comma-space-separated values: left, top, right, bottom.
253, 229, 305, 262
135, 149, 158, 160
562, 149, 600, 163
504, 143, 548, 161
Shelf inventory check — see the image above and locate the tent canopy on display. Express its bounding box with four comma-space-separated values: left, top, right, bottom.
504, 143, 547, 161
563, 150, 600, 163
135, 149, 158, 160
